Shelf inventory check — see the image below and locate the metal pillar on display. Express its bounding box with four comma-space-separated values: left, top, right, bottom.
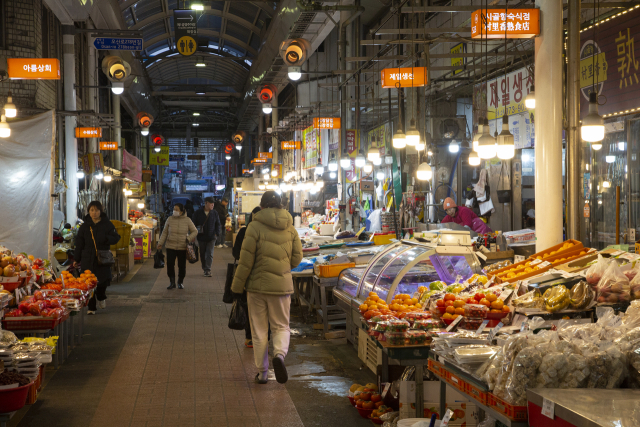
113, 93, 122, 170
63, 27, 78, 224
535, 0, 564, 250
87, 43, 98, 154
271, 96, 278, 164
567, 0, 582, 241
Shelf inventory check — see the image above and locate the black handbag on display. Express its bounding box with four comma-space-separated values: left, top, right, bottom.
90, 228, 115, 267
228, 298, 248, 330
186, 242, 199, 264
223, 261, 236, 303
153, 250, 165, 269
497, 162, 512, 204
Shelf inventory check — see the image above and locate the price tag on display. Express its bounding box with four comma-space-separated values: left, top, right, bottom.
514, 255, 525, 263
520, 321, 530, 332
446, 315, 464, 332
539, 261, 552, 268
490, 243, 497, 252
488, 322, 504, 341
441, 409, 454, 427
476, 251, 488, 261
619, 253, 640, 261
499, 288, 513, 301
541, 398, 555, 419
610, 250, 625, 257
382, 383, 391, 399
531, 259, 542, 265
476, 319, 490, 335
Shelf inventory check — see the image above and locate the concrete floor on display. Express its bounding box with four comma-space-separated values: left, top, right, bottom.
10, 247, 375, 427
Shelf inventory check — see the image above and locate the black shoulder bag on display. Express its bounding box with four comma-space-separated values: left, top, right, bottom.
90, 227, 115, 267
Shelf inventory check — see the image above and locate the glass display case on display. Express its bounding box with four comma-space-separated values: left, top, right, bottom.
334, 241, 481, 309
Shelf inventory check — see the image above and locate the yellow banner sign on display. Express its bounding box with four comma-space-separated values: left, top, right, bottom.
150, 146, 170, 166
281, 141, 301, 149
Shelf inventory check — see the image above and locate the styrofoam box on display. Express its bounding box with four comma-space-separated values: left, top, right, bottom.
399, 380, 470, 406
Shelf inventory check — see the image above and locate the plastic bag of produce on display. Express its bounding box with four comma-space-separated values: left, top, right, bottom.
477, 348, 504, 391
512, 289, 543, 308
569, 281, 594, 309
585, 254, 612, 289
478, 415, 497, 427
583, 341, 627, 388
543, 285, 571, 313
597, 262, 631, 304
629, 270, 640, 301
505, 343, 545, 405
625, 263, 640, 281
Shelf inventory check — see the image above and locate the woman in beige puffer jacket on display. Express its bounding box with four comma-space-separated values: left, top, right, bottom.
231, 191, 303, 385
158, 203, 198, 289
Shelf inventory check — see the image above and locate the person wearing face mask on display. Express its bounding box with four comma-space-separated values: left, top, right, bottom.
158, 203, 198, 289
74, 201, 121, 315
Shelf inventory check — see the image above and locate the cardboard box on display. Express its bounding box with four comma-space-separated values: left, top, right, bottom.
361, 180, 375, 191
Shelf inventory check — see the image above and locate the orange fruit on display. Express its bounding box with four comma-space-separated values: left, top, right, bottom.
486, 294, 497, 302
445, 306, 455, 314
454, 307, 465, 315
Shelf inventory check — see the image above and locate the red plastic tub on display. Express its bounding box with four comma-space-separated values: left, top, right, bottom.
0, 381, 34, 412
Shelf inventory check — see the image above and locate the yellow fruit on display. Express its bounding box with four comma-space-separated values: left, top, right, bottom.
537, 256, 543, 260
410, 297, 419, 305
369, 292, 377, 297
370, 295, 380, 302
350, 384, 362, 393
359, 304, 368, 312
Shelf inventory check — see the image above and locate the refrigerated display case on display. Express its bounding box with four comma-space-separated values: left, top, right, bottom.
333, 240, 482, 345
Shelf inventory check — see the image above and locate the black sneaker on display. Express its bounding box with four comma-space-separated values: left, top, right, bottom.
177, 283, 184, 289
272, 355, 288, 384
203, 271, 212, 277
167, 282, 176, 290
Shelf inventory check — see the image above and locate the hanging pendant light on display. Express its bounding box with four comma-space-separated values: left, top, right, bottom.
392, 128, 406, 149
468, 152, 481, 166
592, 142, 602, 151
0, 115, 10, 138
405, 118, 420, 146
581, 92, 605, 143
340, 149, 351, 168
367, 147, 380, 161
328, 153, 338, 171
372, 156, 382, 166
496, 114, 515, 159
4, 92, 16, 118
364, 162, 373, 174
315, 162, 324, 175
376, 171, 385, 180
477, 118, 497, 159
416, 162, 432, 181
355, 150, 366, 168
472, 123, 483, 153
449, 140, 459, 153
525, 85, 535, 109
385, 154, 393, 165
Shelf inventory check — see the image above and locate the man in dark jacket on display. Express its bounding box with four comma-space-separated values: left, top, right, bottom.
214, 197, 229, 248
74, 201, 121, 314
192, 196, 221, 277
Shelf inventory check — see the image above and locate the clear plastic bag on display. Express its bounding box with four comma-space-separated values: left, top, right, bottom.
630, 268, 640, 301
584, 342, 628, 388
512, 289, 543, 308
505, 344, 545, 405
597, 262, 631, 304
585, 254, 612, 289
478, 416, 497, 427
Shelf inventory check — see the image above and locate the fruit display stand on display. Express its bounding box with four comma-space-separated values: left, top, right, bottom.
526, 388, 640, 427
428, 355, 529, 427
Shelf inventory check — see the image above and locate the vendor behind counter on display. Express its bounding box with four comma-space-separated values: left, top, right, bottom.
442, 197, 492, 234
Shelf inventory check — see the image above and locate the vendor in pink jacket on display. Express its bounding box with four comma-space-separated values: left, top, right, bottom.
441, 197, 492, 234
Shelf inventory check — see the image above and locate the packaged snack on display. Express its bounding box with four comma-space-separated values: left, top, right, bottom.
384, 331, 407, 346
584, 342, 627, 388
478, 348, 504, 391
504, 344, 545, 405
597, 262, 631, 304
512, 290, 543, 309
464, 304, 489, 318
585, 254, 611, 289
387, 319, 410, 333
569, 281, 595, 309
405, 330, 429, 345
462, 317, 484, 331
543, 285, 570, 313
412, 319, 442, 331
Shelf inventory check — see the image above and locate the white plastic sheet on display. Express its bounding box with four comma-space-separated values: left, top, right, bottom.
0, 111, 55, 259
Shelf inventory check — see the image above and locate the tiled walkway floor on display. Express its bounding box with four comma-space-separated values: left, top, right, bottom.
89, 249, 304, 427
13, 247, 375, 427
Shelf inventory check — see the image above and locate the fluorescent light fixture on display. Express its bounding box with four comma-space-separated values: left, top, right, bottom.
271, 168, 278, 177
191, 4, 204, 10
192, 123, 199, 127
137, 202, 144, 209
416, 162, 432, 181
618, 142, 625, 151
603, 180, 611, 188
405, 118, 420, 146
195, 62, 206, 67
367, 148, 380, 161
111, 81, 124, 95
606, 155, 615, 163
496, 115, 515, 160
193, 112, 200, 116
262, 103, 272, 114
581, 92, 604, 143
196, 91, 206, 95
236, 144, 242, 151
416, 142, 425, 151
477, 119, 497, 159
328, 153, 338, 171
225, 154, 231, 160
288, 66, 302, 80
392, 129, 406, 149
592, 143, 602, 150
258, 181, 266, 190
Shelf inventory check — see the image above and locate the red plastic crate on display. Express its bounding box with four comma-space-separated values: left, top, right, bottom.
2, 316, 62, 331
488, 393, 528, 421
428, 359, 445, 377
464, 381, 488, 405
444, 370, 466, 392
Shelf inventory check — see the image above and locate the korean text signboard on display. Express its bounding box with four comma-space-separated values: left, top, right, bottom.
122, 150, 142, 182
75, 127, 102, 138
471, 9, 540, 39
451, 43, 466, 75
258, 152, 273, 159
99, 141, 118, 151
303, 126, 320, 169
281, 141, 301, 149
251, 158, 267, 164
313, 117, 341, 129
150, 146, 169, 165
93, 38, 143, 51
484, 66, 534, 120
174, 10, 198, 56
345, 130, 359, 183
380, 67, 427, 88
7, 58, 60, 79
579, 5, 640, 119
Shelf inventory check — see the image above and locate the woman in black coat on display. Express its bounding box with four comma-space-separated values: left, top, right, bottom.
74, 201, 121, 314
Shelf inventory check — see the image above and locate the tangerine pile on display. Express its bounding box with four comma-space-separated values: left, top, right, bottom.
359, 291, 424, 320
53, 270, 98, 291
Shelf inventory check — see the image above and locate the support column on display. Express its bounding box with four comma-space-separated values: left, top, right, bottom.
87, 41, 98, 154
113, 93, 122, 170
63, 27, 78, 224
271, 97, 278, 165
567, 0, 582, 240
535, 0, 564, 250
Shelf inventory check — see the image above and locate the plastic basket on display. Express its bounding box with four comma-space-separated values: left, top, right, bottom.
314, 262, 355, 278
444, 370, 466, 392
464, 381, 488, 405
110, 220, 132, 254
427, 359, 445, 377
528, 239, 584, 262
1, 316, 62, 331
0, 382, 33, 412
488, 393, 528, 421
372, 233, 395, 246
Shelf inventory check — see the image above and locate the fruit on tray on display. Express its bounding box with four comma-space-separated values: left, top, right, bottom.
350, 384, 362, 393
543, 285, 570, 312
464, 304, 488, 318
